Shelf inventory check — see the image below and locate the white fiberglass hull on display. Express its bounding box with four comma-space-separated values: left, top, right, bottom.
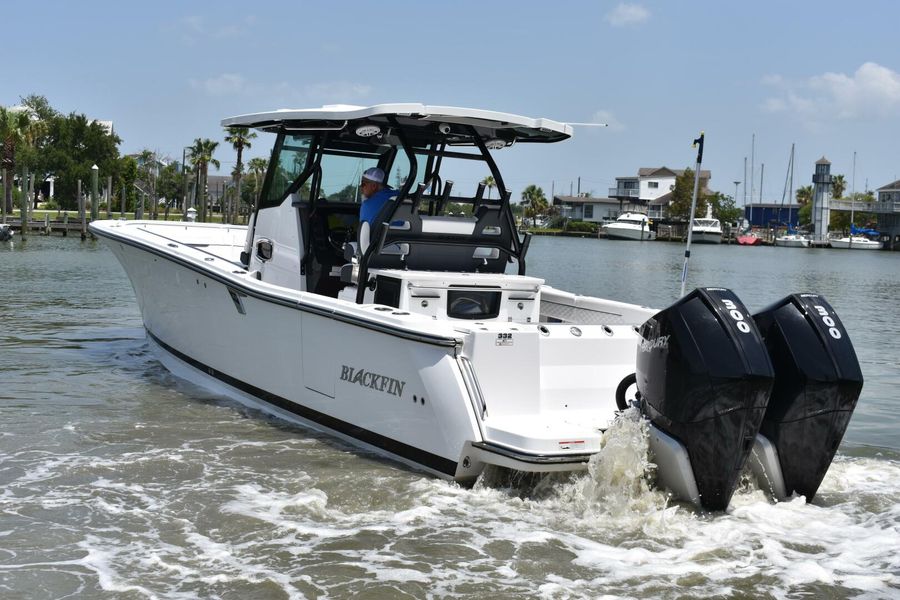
829, 237, 882, 250
90, 220, 653, 484
691, 230, 722, 244
774, 235, 809, 248
603, 223, 655, 241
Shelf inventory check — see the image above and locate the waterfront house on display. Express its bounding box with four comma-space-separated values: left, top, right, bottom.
876, 179, 900, 203
552, 194, 632, 223
609, 167, 711, 220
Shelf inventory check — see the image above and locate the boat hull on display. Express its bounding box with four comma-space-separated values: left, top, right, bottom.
774, 236, 809, 248
91, 220, 648, 485
829, 238, 882, 250
690, 231, 722, 244
604, 225, 655, 241
101, 231, 483, 480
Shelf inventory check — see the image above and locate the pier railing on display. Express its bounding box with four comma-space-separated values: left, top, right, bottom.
830, 199, 900, 214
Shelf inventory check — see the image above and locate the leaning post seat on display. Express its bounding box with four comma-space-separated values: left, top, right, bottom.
362, 196, 517, 274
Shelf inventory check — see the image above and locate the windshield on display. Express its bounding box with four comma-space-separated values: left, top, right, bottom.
260, 134, 313, 208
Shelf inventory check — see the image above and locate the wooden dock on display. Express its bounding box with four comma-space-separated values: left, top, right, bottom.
3, 214, 91, 238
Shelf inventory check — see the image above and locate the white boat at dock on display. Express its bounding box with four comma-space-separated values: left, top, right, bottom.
691, 207, 723, 244
90, 103, 863, 511
774, 232, 810, 248
829, 236, 882, 250
602, 212, 655, 240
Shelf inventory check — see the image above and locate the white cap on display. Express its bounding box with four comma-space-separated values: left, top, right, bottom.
362, 167, 385, 184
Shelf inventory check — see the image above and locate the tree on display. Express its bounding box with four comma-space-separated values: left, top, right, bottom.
187, 138, 220, 222
666, 167, 707, 221
327, 184, 357, 202
0, 106, 32, 213
838, 191, 877, 231
156, 161, 184, 214
39, 112, 121, 211
831, 174, 846, 199
796, 185, 813, 205
247, 157, 268, 207
520, 184, 548, 224
708, 191, 742, 225
224, 126, 256, 224
481, 175, 496, 199
798, 203, 812, 227
136, 150, 159, 218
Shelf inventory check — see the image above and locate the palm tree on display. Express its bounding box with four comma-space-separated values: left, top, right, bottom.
521, 184, 548, 225
831, 174, 846, 199
224, 127, 256, 224
247, 157, 268, 208
187, 138, 220, 222
796, 185, 813, 205
0, 106, 33, 215
137, 149, 158, 219
481, 175, 496, 199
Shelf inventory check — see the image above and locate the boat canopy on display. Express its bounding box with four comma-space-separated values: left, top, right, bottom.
221, 103, 573, 146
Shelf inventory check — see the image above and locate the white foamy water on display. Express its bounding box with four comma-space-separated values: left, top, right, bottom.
1, 235, 898, 598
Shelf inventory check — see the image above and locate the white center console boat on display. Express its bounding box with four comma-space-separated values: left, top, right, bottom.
91, 104, 863, 511
603, 212, 655, 240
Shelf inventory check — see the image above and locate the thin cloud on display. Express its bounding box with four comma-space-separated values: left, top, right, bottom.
190, 73, 247, 96
171, 15, 257, 44
762, 62, 900, 127
605, 3, 650, 27
190, 74, 372, 104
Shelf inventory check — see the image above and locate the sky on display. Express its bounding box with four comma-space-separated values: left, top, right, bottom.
4, 0, 900, 205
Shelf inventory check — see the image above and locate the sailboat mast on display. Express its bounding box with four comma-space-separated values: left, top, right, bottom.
789, 144, 794, 226
850, 151, 856, 231
750, 134, 755, 223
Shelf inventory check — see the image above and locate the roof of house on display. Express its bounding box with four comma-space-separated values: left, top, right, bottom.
876, 179, 900, 191
648, 191, 674, 206
638, 166, 711, 179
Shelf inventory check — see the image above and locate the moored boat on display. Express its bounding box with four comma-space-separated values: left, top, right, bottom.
774, 232, 810, 248
90, 103, 863, 511
829, 236, 882, 250
737, 231, 762, 246
691, 217, 723, 244
602, 212, 655, 240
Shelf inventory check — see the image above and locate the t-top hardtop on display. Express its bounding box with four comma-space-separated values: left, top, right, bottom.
226, 104, 574, 300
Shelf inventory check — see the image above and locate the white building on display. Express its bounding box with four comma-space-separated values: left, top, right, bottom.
610, 167, 711, 220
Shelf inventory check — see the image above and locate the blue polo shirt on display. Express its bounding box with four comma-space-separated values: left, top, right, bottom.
359, 188, 398, 227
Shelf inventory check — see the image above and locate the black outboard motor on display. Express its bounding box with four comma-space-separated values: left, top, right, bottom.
752, 294, 863, 501
637, 288, 774, 510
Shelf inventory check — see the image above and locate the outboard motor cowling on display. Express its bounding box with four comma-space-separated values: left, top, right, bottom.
637, 288, 774, 510
752, 294, 863, 501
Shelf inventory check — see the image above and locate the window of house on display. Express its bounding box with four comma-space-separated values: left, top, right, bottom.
584, 204, 594, 219
648, 182, 659, 189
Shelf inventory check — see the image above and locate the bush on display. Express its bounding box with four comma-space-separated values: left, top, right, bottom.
565, 220, 599, 234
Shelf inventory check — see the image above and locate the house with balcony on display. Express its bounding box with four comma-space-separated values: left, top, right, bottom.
609, 167, 711, 220
876, 179, 900, 204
